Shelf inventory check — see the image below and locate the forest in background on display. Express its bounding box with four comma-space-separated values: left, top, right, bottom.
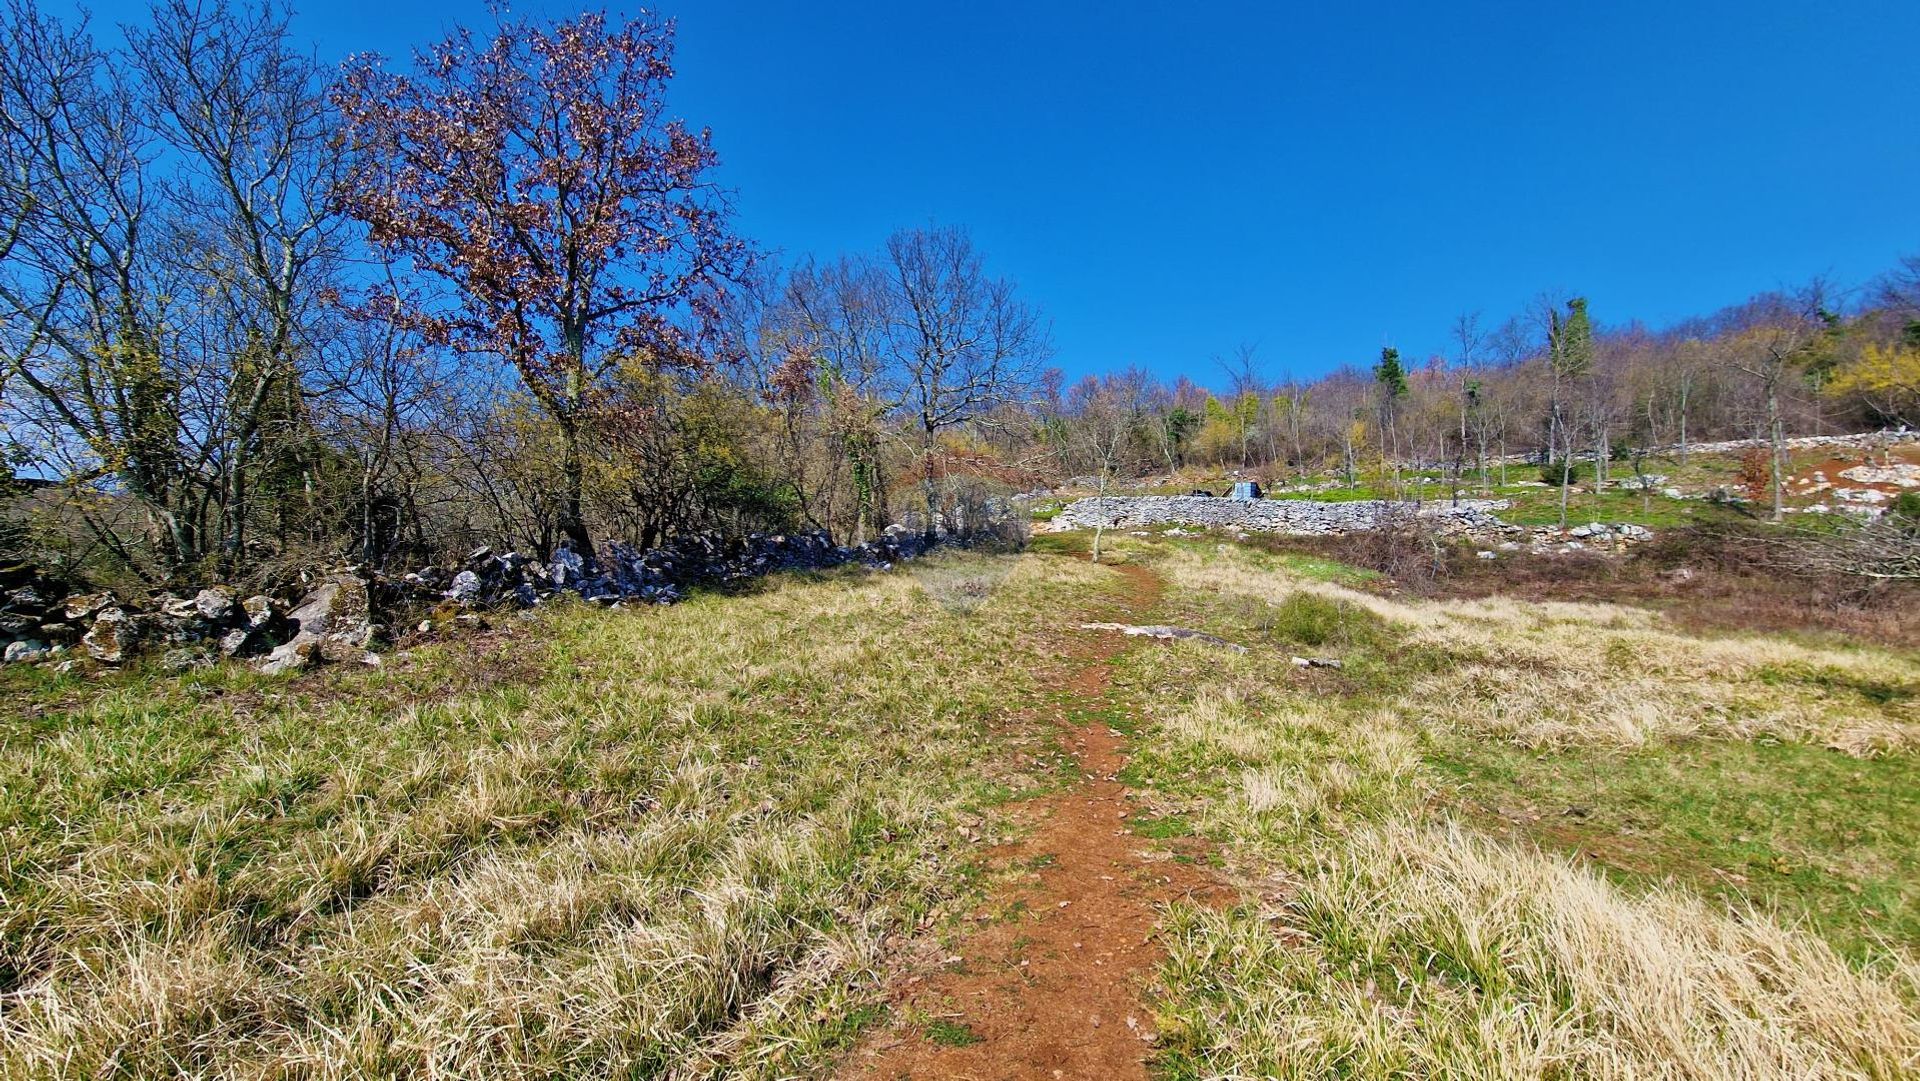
3, 0, 1917, 593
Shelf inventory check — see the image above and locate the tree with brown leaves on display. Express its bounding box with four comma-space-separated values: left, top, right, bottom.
333, 11, 748, 557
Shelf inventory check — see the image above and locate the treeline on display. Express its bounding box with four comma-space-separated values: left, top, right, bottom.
1043, 275, 1919, 513
2, 0, 1915, 591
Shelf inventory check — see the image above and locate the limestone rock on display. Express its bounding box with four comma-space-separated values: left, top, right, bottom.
4, 639, 49, 664
82, 608, 137, 663
64, 591, 118, 622
193, 586, 238, 623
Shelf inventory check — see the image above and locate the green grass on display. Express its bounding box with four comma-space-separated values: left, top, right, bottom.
1428, 734, 1920, 962
0, 552, 1113, 1080
924, 1018, 984, 1047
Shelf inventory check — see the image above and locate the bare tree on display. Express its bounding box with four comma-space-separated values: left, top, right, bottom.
1726, 285, 1831, 522
0, 0, 339, 579
880, 225, 1048, 538
1062, 370, 1145, 563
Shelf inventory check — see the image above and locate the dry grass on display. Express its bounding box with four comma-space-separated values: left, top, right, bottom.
0, 552, 1108, 1080
1161, 543, 1920, 755
1159, 820, 1920, 1079
1093, 536, 1920, 1079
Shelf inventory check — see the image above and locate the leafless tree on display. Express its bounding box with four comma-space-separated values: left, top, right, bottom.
880, 225, 1048, 537
1062, 370, 1146, 563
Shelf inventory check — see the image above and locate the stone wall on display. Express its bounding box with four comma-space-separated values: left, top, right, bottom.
0, 527, 948, 673
1050, 495, 1511, 536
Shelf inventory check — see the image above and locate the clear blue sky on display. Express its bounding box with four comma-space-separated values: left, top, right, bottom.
80, 0, 1920, 384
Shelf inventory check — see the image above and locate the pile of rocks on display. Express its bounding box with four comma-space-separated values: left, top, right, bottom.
1490, 521, 1656, 556
0, 569, 351, 674
0, 526, 943, 674
403, 527, 934, 612
1047, 495, 1513, 536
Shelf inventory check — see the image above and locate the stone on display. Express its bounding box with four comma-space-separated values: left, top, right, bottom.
193, 586, 238, 623
258, 636, 320, 675
63, 591, 118, 621
1838, 463, 1920, 488
217, 628, 257, 657
82, 607, 137, 663
1051, 495, 1511, 538
446, 570, 483, 602
1476, 550, 1497, 560
4, 639, 49, 664
242, 594, 283, 628
549, 546, 586, 586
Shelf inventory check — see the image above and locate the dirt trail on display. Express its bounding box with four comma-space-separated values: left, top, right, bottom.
842, 560, 1223, 1081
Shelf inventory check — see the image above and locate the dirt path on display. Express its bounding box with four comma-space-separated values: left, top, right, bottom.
841, 560, 1223, 1081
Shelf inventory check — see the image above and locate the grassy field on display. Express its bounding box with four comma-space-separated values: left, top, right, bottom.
1104, 442, 1906, 531
0, 554, 1110, 1078
1106, 537, 1920, 1078
3, 537, 1917, 1078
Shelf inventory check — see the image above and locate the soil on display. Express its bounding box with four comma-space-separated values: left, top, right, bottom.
839, 560, 1227, 1081
1787, 443, 1920, 500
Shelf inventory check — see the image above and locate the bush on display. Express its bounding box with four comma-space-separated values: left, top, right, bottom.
1265, 592, 1386, 649
1541, 459, 1585, 487
1328, 506, 1447, 591
1736, 445, 1773, 497
1889, 490, 1920, 528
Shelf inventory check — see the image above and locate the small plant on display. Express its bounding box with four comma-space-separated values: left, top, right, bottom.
1736, 445, 1773, 497
926, 1019, 984, 1047
1889, 490, 1920, 528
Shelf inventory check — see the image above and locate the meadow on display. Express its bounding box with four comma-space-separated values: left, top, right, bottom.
3, 535, 1916, 1079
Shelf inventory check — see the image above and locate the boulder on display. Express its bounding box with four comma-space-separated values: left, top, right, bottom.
193, 586, 238, 623
257, 572, 376, 673
446, 570, 483, 602
242, 595, 283, 629
82, 608, 137, 663
258, 636, 320, 676
217, 628, 258, 657
4, 639, 49, 664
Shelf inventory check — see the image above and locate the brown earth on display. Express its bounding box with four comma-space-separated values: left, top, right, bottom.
1786, 442, 1920, 500
839, 560, 1227, 1081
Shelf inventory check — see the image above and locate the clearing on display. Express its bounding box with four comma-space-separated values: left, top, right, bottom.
2, 536, 1917, 1079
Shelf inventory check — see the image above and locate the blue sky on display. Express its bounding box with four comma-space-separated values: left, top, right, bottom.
79, 0, 1920, 384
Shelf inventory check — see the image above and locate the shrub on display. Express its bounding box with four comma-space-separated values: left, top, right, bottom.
1266, 592, 1386, 649
1889, 490, 1920, 528
1541, 459, 1586, 487
1736, 445, 1773, 497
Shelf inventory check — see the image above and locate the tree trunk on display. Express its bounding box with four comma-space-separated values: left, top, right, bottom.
1768, 381, 1785, 522
558, 415, 593, 558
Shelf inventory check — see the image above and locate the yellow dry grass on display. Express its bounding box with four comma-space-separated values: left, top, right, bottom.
1111, 538, 1920, 1079
0, 553, 1108, 1080
1163, 544, 1920, 755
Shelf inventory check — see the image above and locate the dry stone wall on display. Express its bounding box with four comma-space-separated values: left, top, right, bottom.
1051, 496, 1511, 536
